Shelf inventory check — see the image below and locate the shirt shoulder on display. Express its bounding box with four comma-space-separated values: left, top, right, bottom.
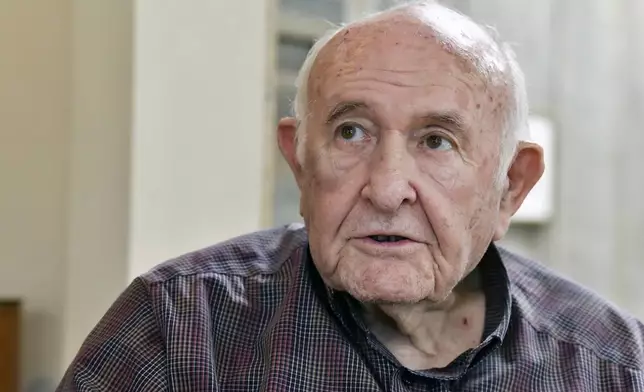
500, 246, 644, 371
141, 224, 308, 284
58, 224, 310, 391
57, 277, 169, 391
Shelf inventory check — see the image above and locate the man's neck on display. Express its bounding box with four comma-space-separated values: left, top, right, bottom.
362, 269, 486, 370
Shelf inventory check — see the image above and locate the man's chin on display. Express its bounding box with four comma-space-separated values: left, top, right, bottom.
338, 265, 435, 304
343, 283, 432, 305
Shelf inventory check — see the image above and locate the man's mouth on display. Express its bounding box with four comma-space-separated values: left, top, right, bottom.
368, 235, 409, 243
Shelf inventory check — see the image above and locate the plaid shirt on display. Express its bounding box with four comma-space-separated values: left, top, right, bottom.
58, 225, 644, 391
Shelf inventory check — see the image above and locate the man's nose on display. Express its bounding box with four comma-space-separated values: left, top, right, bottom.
360, 136, 417, 213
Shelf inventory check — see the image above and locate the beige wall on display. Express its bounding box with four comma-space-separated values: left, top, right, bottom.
1, 0, 272, 390
62, 0, 133, 371
0, 1, 71, 390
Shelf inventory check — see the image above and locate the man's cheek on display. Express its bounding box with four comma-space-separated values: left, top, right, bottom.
309, 160, 362, 196
414, 155, 457, 188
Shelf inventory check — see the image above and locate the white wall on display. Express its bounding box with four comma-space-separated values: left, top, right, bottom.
129, 0, 273, 278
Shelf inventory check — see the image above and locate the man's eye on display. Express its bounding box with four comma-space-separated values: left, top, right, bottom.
424, 134, 453, 151
337, 124, 367, 142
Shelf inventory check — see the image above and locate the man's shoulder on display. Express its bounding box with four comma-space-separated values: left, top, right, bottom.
57, 225, 310, 390
500, 246, 644, 370
141, 224, 308, 285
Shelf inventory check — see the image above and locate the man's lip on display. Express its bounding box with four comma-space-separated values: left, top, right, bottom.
351, 236, 424, 252
354, 234, 421, 242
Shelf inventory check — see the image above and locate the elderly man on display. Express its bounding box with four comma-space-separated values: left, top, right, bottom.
58, 1, 644, 391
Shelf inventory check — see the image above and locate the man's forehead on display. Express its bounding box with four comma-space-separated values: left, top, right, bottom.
317, 14, 450, 67
308, 20, 487, 104
307, 13, 490, 95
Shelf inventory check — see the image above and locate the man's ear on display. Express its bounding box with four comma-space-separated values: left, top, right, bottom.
494, 141, 545, 240
277, 117, 304, 188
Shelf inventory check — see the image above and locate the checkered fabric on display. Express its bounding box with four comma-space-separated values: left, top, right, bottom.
57, 224, 644, 391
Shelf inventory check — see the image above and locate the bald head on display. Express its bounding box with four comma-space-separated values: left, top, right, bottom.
292, 1, 529, 179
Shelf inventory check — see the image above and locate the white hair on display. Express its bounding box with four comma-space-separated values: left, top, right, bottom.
291, 0, 530, 185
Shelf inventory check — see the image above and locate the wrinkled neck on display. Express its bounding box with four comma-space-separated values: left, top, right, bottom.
363, 268, 484, 361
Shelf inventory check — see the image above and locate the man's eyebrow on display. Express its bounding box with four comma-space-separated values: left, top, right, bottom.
324, 103, 469, 132
421, 111, 468, 132
325, 101, 368, 124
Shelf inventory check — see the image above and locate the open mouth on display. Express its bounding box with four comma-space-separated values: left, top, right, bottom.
368, 235, 409, 243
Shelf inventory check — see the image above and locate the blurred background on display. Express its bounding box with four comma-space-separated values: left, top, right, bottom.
1, 0, 643, 390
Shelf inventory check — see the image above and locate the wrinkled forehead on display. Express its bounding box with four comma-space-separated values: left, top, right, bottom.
307, 8, 510, 108
313, 18, 475, 83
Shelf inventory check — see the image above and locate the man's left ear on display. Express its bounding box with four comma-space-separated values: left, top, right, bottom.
277, 117, 304, 188
494, 141, 545, 240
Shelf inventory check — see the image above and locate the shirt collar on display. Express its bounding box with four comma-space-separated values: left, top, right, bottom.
479, 243, 512, 344
305, 242, 513, 375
